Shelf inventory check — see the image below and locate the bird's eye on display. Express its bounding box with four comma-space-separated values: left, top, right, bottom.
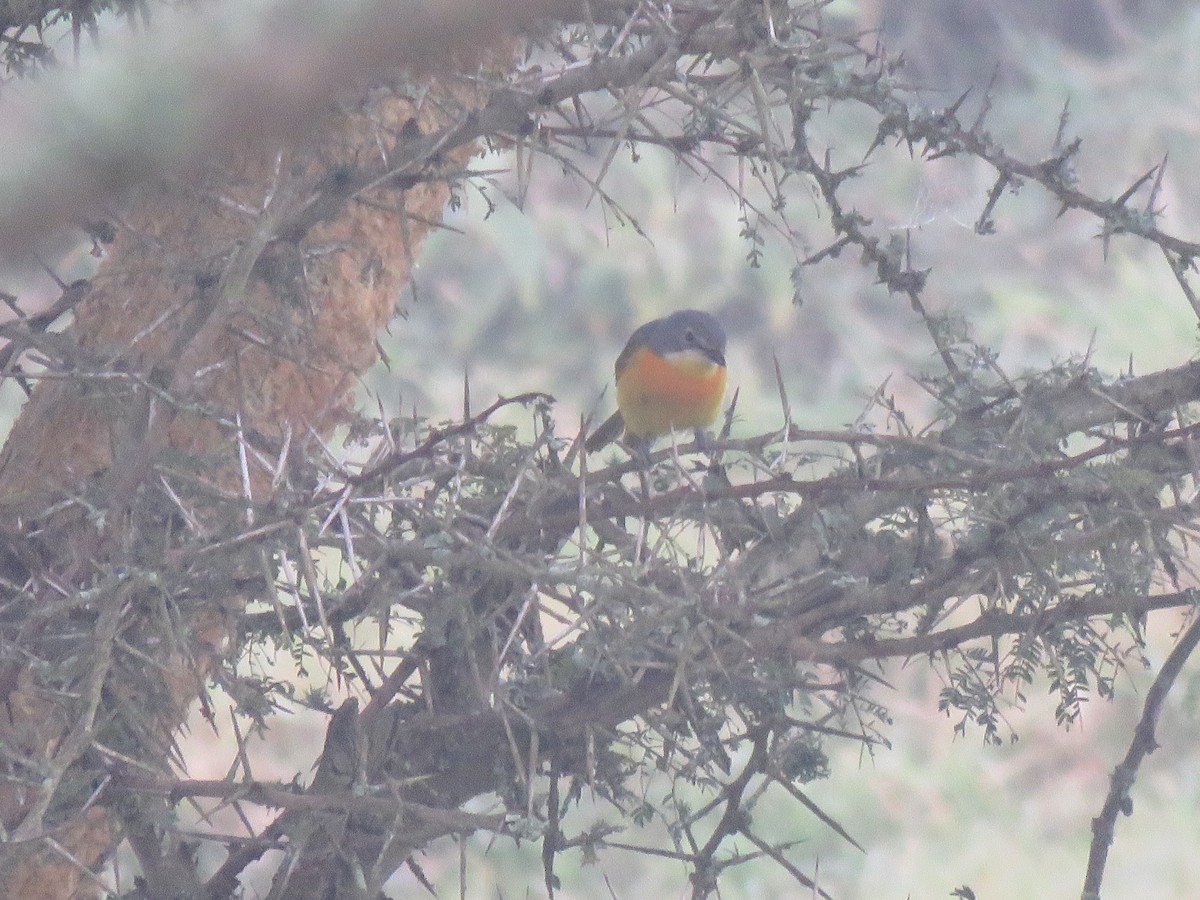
684, 329, 696, 344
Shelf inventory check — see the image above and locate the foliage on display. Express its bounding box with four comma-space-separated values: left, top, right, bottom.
0, 0, 149, 74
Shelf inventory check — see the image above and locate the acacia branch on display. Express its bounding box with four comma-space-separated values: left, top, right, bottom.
768, 592, 1197, 665
1081, 616, 1200, 900
118, 774, 503, 830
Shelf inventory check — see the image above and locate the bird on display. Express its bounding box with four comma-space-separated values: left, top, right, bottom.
585, 309, 727, 460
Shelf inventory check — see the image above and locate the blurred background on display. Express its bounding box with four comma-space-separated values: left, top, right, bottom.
5, 0, 1200, 896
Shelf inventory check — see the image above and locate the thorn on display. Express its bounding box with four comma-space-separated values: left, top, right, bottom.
945, 86, 973, 119
1114, 166, 1157, 207
375, 339, 392, 372
772, 354, 792, 436
563, 413, 588, 470
969, 66, 1000, 133
0, 291, 24, 319
864, 122, 889, 161
1146, 153, 1168, 215
33, 253, 68, 290
1052, 98, 1072, 153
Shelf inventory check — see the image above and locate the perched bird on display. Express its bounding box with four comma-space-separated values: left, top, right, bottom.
585, 309, 727, 459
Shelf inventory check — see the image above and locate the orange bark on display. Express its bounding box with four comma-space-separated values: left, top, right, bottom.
0, 47, 513, 900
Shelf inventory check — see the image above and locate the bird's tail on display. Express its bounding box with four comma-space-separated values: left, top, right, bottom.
584, 411, 625, 453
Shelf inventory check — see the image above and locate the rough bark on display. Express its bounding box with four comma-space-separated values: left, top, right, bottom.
0, 22, 521, 900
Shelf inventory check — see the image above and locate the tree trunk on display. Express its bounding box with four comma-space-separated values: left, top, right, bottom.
0, 37, 512, 900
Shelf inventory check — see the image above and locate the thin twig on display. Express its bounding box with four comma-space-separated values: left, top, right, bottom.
1081, 616, 1200, 900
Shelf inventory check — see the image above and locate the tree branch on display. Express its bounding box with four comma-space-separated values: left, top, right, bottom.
1081, 616, 1200, 900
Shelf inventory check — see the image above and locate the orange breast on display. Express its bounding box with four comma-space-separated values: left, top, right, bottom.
615, 347, 727, 440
